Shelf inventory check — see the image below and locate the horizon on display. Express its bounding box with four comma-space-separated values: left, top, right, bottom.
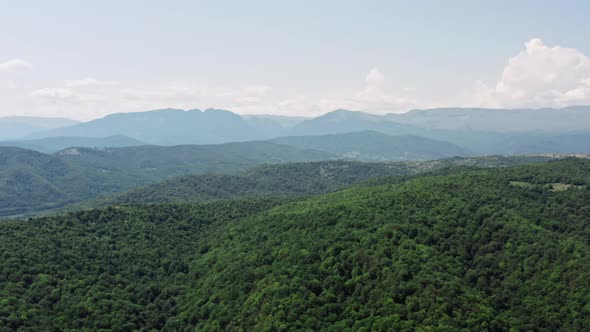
2, 1, 590, 120
3, 104, 590, 122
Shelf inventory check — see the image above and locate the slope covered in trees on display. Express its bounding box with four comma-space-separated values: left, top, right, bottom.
0, 199, 290, 331
1, 159, 589, 331
270, 131, 469, 161
178, 158, 590, 330
80, 156, 554, 207
0, 135, 146, 153
0, 142, 332, 218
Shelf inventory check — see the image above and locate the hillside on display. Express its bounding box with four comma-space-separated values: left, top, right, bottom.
0, 135, 146, 153
0, 147, 88, 217
0, 159, 589, 330
183, 158, 590, 330
85, 156, 554, 207
271, 131, 469, 160
0, 142, 332, 218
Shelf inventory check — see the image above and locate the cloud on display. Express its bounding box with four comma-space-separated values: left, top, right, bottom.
467, 38, 590, 108
31, 87, 73, 99
0, 58, 33, 73
64, 78, 119, 88
27, 68, 421, 119
315, 67, 420, 114
365, 67, 385, 86
28, 78, 280, 120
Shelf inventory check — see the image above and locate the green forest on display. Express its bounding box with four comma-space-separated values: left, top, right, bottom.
1, 158, 589, 331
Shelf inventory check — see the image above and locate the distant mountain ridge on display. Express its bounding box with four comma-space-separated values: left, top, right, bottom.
29, 108, 263, 145
0, 116, 80, 140
14, 106, 590, 154
271, 130, 469, 161
389, 106, 590, 132
0, 135, 146, 153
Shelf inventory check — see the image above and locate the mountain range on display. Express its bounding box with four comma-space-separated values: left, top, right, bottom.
4, 106, 589, 155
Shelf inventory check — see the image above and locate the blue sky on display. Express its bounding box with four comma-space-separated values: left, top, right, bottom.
1, 0, 590, 120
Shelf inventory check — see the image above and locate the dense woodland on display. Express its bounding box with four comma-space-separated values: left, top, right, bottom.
0, 147, 550, 219
79, 156, 554, 208
1, 159, 589, 331
0, 143, 331, 218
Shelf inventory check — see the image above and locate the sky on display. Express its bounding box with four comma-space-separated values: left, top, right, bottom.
1, 0, 590, 120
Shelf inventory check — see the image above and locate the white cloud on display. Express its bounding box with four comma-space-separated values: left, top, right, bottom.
32, 38, 590, 119
315, 67, 420, 114
0, 58, 33, 73
31, 87, 73, 98
365, 67, 385, 86
64, 77, 119, 88
467, 38, 590, 108
27, 68, 421, 119
243, 85, 272, 97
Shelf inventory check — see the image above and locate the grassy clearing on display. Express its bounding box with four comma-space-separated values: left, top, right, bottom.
549, 183, 586, 192
509, 181, 535, 188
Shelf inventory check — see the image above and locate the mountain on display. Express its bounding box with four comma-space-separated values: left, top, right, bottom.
21, 106, 590, 154
389, 106, 590, 132
242, 114, 308, 138
271, 130, 469, 160
1, 159, 589, 330
81, 156, 554, 207
0, 135, 146, 153
0, 142, 332, 218
30, 108, 267, 145
289, 109, 416, 136
0, 116, 79, 140
289, 108, 590, 155
503, 131, 590, 154
243, 114, 309, 128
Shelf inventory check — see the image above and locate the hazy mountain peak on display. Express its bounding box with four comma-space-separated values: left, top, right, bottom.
102, 108, 186, 119
0, 116, 80, 140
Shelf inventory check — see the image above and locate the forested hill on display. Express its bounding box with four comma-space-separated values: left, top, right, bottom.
80, 155, 554, 207
0, 142, 332, 218
0, 135, 146, 153
1, 158, 589, 330
270, 131, 469, 161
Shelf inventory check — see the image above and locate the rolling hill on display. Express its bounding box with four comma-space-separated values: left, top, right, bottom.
0, 135, 146, 153
1, 159, 588, 330
271, 131, 469, 160
0, 142, 332, 218
80, 155, 554, 208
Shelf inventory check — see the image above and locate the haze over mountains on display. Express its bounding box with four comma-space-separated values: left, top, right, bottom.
2, 106, 590, 156
2, 108, 590, 330
0, 116, 79, 141
2, 105, 590, 219
0, 135, 146, 153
